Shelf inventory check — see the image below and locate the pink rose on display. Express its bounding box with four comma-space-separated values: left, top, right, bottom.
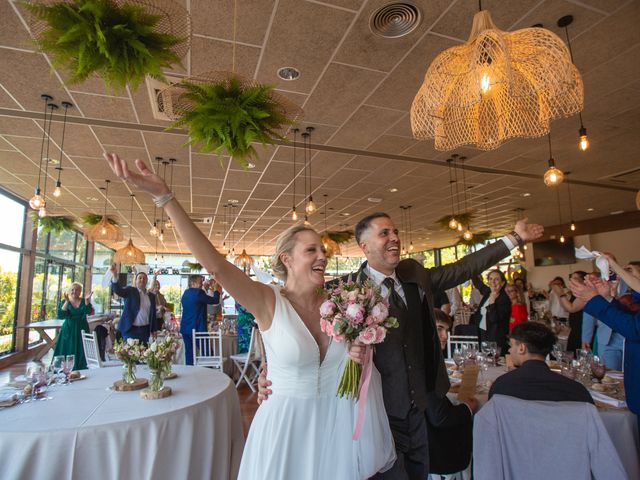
346, 289, 359, 302
375, 326, 387, 343
320, 318, 330, 334
365, 315, 376, 326
333, 333, 345, 342
371, 303, 388, 323
358, 327, 377, 345
345, 303, 365, 324
320, 300, 336, 317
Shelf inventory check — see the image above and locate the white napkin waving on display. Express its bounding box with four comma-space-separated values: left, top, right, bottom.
575, 246, 611, 280
101, 269, 113, 288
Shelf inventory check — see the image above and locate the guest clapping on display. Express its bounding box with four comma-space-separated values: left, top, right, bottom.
54, 283, 93, 370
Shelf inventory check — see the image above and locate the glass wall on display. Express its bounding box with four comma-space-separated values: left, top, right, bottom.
0, 191, 26, 354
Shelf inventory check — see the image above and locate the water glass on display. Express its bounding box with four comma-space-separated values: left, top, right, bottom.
53, 356, 65, 384
63, 355, 75, 384
590, 356, 606, 383
453, 348, 464, 368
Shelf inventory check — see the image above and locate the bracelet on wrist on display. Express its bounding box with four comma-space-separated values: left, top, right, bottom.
153, 192, 175, 208
509, 230, 524, 247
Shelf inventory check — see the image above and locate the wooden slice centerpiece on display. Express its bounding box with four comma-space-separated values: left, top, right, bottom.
113, 378, 148, 391
140, 386, 172, 399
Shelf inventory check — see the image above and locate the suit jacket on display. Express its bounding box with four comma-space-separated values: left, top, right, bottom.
470, 277, 511, 353
349, 239, 512, 404
488, 359, 594, 404
112, 282, 158, 336
582, 311, 614, 346
584, 296, 640, 414
425, 391, 473, 474
180, 288, 219, 334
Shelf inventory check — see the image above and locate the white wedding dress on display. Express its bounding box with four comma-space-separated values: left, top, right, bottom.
238, 285, 396, 480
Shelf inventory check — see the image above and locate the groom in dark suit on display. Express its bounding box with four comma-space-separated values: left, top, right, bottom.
347, 212, 543, 479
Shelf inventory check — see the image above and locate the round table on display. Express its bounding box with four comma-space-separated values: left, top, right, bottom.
0, 366, 244, 480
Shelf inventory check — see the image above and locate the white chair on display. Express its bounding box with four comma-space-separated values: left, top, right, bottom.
230, 327, 264, 392
192, 329, 224, 369
81, 331, 122, 369
447, 334, 479, 358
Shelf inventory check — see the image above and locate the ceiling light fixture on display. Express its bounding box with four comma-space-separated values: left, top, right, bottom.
446, 158, 458, 230
291, 128, 299, 222
543, 133, 564, 186
277, 66, 300, 81
565, 171, 576, 231
30, 95, 54, 213
459, 155, 473, 241
52, 101, 73, 198
149, 157, 162, 237
303, 126, 317, 215
113, 194, 146, 264
557, 15, 590, 152
411, 1, 583, 151
84, 179, 123, 242
38, 101, 58, 218
164, 158, 177, 229
388, 188, 398, 193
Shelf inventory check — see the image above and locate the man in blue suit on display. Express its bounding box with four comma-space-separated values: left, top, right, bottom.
571, 276, 640, 430
581, 311, 624, 370
181, 275, 220, 365
110, 264, 158, 344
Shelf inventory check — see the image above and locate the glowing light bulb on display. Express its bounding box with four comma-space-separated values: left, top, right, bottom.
305, 197, 316, 214
29, 192, 45, 210
543, 166, 564, 186
150, 224, 158, 236
401, 248, 406, 255
409, 243, 414, 251
457, 223, 463, 232
38, 206, 47, 218
159, 230, 164, 242
463, 229, 473, 241
292, 208, 298, 221
52, 184, 62, 198
127, 250, 132, 257
570, 222, 576, 231
165, 219, 172, 229
222, 242, 227, 251
579, 126, 589, 151
100, 227, 107, 235
523, 244, 527, 250
448, 218, 458, 230
480, 73, 491, 94
559, 234, 565, 243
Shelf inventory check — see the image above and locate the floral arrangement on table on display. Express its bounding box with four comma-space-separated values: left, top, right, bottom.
141, 334, 180, 391
113, 338, 144, 383
320, 280, 398, 399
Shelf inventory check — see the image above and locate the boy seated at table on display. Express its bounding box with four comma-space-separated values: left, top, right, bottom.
489, 322, 593, 404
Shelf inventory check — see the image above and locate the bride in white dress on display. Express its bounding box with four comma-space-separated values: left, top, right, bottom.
104, 153, 395, 479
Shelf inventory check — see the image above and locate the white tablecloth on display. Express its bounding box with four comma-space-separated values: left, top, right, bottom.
0, 366, 244, 480
454, 364, 640, 479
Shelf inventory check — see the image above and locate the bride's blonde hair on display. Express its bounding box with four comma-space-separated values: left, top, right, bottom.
272, 224, 316, 281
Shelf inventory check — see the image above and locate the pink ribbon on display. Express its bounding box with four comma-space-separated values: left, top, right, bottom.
352, 346, 373, 441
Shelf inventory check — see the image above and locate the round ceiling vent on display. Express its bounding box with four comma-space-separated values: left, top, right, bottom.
370, 3, 422, 38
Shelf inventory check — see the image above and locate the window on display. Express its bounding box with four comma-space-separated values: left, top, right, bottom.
0, 191, 26, 354
422, 250, 436, 269
91, 242, 114, 314
439, 246, 458, 266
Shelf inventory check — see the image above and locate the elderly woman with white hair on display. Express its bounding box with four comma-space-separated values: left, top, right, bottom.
53, 282, 93, 370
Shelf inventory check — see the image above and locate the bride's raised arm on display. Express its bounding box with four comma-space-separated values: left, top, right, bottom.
104, 152, 275, 328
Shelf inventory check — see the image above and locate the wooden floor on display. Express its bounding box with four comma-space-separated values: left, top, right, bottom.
0, 351, 260, 435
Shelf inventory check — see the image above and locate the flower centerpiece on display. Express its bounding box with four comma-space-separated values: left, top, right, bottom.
141, 334, 179, 391
320, 280, 398, 399
113, 338, 144, 384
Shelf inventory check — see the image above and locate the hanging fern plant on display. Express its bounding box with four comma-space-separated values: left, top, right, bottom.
31, 213, 76, 234
326, 230, 354, 244
168, 76, 299, 167
81, 213, 118, 225
436, 211, 475, 231
184, 261, 203, 272
456, 230, 492, 247
23, 0, 187, 91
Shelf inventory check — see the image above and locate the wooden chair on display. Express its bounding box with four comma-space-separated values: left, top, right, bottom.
192, 329, 224, 369
81, 331, 122, 369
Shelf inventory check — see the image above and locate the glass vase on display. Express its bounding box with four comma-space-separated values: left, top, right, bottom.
122, 362, 137, 384
149, 368, 164, 392
162, 361, 173, 378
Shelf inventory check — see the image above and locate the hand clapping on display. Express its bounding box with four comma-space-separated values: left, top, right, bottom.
514, 218, 544, 242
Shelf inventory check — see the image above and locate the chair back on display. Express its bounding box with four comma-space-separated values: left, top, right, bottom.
81, 331, 102, 368
192, 329, 223, 369
447, 334, 480, 358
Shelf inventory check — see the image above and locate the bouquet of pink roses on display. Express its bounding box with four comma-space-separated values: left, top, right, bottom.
320, 279, 398, 400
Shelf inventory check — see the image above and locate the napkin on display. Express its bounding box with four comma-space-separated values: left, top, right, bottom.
605, 372, 624, 380
589, 390, 627, 408
574, 246, 611, 280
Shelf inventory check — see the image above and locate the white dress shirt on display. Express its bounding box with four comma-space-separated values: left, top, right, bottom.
133, 289, 151, 326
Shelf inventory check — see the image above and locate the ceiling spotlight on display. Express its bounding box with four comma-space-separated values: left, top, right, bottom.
521, 192, 531, 197
246, 162, 256, 169
277, 66, 300, 81
368, 197, 383, 203
227, 199, 239, 204
388, 188, 398, 193
587, 207, 594, 212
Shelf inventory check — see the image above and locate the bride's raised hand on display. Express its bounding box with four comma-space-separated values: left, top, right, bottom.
103, 152, 170, 197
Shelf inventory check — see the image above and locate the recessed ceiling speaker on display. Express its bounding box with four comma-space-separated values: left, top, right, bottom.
370, 3, 422, 38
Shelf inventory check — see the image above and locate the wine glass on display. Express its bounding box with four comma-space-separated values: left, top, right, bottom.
590, 356, 606, 383
492, 345, 501, 366
453, 348, 464, 368
52, 356, 65, 385
25, 362, 44, 402
63, 355, 75, 384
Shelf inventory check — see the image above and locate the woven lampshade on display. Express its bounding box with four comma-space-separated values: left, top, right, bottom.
84, 215, 123, 242
233, 249, 254, 272
28, 0, 191, 59
321, 234, 341, 259
411, 10, 583, 151
113, 238, 146, 264
159, 70, 303, 134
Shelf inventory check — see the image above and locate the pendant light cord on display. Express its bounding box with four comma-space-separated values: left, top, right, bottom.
232, 0, 237, 73
56, 103, 71, 182
129, 194, 135, 239
447, 159, 456, 217
36, 97, 50, 191
102, 180, 110, 216
292, 129, 298, 212
41, 104, 56, 199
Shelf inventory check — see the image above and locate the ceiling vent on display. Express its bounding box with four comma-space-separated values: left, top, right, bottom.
146, 75, 183, 121
369, 3, 421, 38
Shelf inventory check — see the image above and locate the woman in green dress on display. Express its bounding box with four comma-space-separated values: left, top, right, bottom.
53, 282, 93, 370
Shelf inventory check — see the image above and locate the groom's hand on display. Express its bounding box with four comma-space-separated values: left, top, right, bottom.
257, 363, 272, 405
348, 340, 366, 365
514, 217, 544, 242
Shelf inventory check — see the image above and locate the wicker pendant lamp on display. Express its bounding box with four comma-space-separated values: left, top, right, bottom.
411, 6, 583, 151
234, 220, 253, 273
84, 179, 123, 241
113, 194, 145, 264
